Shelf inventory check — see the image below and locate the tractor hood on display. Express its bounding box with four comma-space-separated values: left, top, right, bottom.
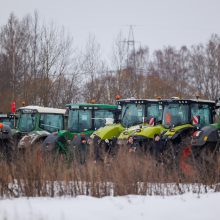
91, 123, 124, 140
132, 125, 166, 140
118, 123, 149, 140
163, 124, 193, 139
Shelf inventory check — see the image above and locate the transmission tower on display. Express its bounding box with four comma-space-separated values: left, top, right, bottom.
125, 25, 136, 71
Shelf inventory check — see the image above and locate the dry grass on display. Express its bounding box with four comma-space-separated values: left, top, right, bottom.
0, 144, 219, 198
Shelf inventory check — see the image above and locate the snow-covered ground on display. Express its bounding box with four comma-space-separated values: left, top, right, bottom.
0, 193, 219, 220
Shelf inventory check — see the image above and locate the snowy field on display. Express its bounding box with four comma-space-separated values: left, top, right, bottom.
0, 193, 220, 220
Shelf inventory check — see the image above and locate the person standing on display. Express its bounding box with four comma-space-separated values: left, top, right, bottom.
151, 134, 165, 160
78, 136, 88, 164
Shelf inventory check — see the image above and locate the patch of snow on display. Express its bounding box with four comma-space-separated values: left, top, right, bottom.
0, 193, 219, 220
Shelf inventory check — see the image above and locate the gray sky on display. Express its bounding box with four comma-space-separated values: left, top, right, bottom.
0, 0, 220, 57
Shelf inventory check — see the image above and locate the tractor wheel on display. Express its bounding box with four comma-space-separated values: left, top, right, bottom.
179, 141, 220, 180
197, 143, 220, 181
177, 136, 198, 177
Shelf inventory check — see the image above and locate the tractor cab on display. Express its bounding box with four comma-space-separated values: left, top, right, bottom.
162, 99, 216, 143
66, 103, 119, 134
118, 99, 162, 128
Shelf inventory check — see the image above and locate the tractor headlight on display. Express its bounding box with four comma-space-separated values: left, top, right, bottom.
203, 136, 208, 141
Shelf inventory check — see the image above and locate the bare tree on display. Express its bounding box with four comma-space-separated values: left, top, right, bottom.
82, 35, 107, 102
0, 12, 79, 110
190, 35, 220, 100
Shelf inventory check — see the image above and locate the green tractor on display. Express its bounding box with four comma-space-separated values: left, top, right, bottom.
12, 105, 66, 150
91, 98, 163, 160
132, 98, 216, 160
42, 103, 120, 158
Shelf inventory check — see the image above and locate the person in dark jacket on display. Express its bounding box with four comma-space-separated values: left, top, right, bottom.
127, 135, 139, 153
151, 134, 165, 160
78, 136, 88, 164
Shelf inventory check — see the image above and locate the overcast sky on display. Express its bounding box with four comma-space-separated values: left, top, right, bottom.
0, 0, 220, 57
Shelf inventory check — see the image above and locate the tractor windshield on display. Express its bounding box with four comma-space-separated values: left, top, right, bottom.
68, 110, 92, 132
121, 103, 145, 127
39, 114, 64, 132
191, 103, 212, 127
94, 110, 114, 130
163, 103, 189, 128
18, 113, 37, 132
146, 103, 163, 122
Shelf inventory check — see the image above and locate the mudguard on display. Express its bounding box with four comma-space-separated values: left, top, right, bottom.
42, 132, 58, 152
191, 126, 220, 146
18, 130, 50, 149
162, 124, 193, 140
171, 127, 194, 140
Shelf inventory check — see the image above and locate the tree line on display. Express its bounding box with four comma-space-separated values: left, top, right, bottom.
1, 12, 220, 112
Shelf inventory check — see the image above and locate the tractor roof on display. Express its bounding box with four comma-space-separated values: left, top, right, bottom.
17, 106, 66, 114
117, 98, 161, 105
162, 98, 215, 105
66, 103, 118, 110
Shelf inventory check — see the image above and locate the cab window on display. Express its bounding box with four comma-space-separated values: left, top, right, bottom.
39, 114, 64, 132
